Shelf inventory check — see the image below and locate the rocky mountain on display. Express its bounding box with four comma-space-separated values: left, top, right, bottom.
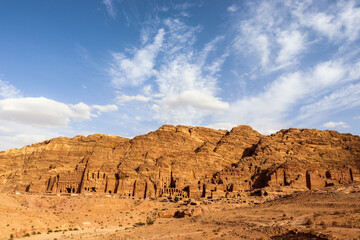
0, 125, 359, 199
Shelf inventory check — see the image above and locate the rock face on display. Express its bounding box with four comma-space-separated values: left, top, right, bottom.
0, 125, 359, 199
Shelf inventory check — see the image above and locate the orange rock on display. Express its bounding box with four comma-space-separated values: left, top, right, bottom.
0, 125, 359, 199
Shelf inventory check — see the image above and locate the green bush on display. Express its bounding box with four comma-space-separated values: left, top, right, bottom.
24, 233, 30, 237
134, 222, 145, 226
146, 217, 154, 225
174, 196, 179, 202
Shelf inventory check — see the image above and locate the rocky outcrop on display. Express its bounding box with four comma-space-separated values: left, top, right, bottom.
0, 125, 359, 199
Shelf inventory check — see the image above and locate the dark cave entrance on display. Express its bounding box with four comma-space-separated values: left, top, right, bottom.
306, 171, 311, 190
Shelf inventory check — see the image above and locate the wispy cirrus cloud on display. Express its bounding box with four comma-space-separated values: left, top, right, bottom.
298, 82, 360, 122
0, 80, 21, 98
103, 0, 116, 19
275, 30, 306, 67
293, 0, 360, 42
108, 17, 229, 125
109, 29, 165, 88
107, 0, 360, 136
215, 60, 360, 133
232, 1, 312, 73
210, 0, 360, 134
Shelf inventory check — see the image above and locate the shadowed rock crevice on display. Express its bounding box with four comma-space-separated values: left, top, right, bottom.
271, 230, 331, 240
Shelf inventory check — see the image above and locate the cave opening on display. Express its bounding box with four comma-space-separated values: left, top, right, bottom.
283, 171, 290, 186
306, 171, 311, 190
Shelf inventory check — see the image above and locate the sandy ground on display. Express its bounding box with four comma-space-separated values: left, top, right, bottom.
1, 184, 360, 240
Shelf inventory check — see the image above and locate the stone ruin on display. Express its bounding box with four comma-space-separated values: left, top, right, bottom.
41, 161, 358, 200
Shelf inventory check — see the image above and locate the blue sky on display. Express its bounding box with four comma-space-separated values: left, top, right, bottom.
0, 0, 359, 150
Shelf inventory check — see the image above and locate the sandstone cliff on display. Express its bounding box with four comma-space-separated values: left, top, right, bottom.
0, 125, 359, 199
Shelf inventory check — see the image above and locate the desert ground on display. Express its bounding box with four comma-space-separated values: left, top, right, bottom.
1, 183, 360, 240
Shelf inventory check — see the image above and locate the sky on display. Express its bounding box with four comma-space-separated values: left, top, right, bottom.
0, 0, 359, 150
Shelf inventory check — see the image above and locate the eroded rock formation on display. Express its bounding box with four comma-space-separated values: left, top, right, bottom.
0, 125, 359, 199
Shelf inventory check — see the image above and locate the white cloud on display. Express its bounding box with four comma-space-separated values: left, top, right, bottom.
174, 2, 195, 11
153, 46, 228, 124
232, 0, 360, 74
110, 18, 229, 126
233, 2, 274, 69
295, 1, 360, 42
161, 90, 229, 111
0, 97, 118, 128
0, 79, 119, 150
198, 36, 225, 67
227, 5, 238, 13
233, 1, 308, 71
0, 97, 74, 127
106, 1, 360, 136
69, 102, 93, 121
255, 34, 270, 67
299, 83, 360, 121
212, 59, 360, 134
323, 121, 350, 129
0, 126, 11, 133
116, 94, 150, 104
276, 30, 306, 66
103, 0, 116, 19
109, 29, 165, 88
0, 80, 21, 98
305, 13, 342, 40
162, 18, 200, 56
92, 104, 118, 114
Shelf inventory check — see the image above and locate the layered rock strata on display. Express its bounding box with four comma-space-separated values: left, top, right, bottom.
0, 125, 359, 199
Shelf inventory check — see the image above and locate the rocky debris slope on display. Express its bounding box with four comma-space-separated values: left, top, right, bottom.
0, 125, 359, 199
